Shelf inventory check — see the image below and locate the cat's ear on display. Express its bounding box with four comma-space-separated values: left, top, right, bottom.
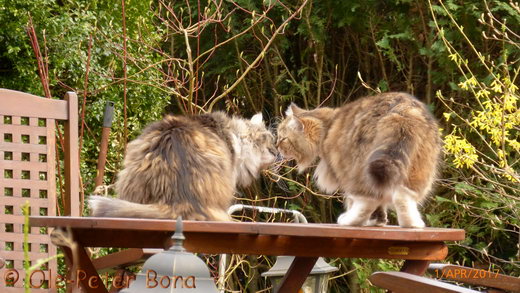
250, 113, 264, 125
288, 116, 304, 132
285, 103, 304, 117
291, 103, 304, 116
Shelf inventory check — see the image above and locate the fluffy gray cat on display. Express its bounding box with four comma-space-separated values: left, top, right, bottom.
89, 112, 276, 221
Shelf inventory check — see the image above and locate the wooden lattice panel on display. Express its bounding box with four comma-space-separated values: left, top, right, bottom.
0, 89, 79, 293
0, 114, 57, 292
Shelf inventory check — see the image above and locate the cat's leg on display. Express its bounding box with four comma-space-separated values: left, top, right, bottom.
392, 186, 425, 228
337, 195, 380, 226
364, 205, 388, 226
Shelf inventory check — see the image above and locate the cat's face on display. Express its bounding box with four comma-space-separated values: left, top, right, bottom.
233, 113, 277, 186
248, 113, 277, 169
276, 104, 322, 171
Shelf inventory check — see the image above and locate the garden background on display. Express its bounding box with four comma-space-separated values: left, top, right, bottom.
0, 0, 518, 291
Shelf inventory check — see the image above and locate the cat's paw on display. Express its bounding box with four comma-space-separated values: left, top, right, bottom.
399, 218, 426, 228
337, 212, 361, 226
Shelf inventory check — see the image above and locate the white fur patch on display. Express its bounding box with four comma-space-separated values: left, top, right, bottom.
313, 160, 339, 193
250, 113, 263, 125
337, 196, 379, 226
285, 105, 293, 116
88, 195, 114, 217
392, 186, 425, 228
230, 120, 263, 187
88, 195, 102, 211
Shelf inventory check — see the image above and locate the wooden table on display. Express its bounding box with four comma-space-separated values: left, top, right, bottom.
29, 216, 465, 293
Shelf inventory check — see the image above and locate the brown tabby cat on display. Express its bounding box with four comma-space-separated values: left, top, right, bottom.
276, 92, 441, 228
89, 112, 276, 221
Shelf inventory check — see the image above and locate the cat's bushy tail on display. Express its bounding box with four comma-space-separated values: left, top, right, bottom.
88, 195, 174, 219
367, 134, 413, 189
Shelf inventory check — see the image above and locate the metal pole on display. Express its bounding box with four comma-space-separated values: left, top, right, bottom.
94, 101, 115, 187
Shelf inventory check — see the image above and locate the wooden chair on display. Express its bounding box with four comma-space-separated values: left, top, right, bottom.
0, 89, 150, 292
369, 263, 520, 293
0, 89, 80, 292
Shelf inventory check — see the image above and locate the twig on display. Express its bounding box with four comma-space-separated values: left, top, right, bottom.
79, 34, 93, 153
26, 16, 51, 98
206, 0, 310, 111
183, 29, 195, 114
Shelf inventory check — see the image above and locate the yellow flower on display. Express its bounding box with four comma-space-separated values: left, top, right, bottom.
444, 133, 479, 168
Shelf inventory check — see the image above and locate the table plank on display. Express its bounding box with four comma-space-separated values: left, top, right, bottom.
63, 229, 448, 260
29, 216, 463, 261
30, 216, 465, 241
370, 272, 480, 293
428, 264, 520, 292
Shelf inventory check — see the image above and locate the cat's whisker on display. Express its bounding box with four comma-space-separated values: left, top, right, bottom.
268, 155, 289, 174
275, 179, 291, 192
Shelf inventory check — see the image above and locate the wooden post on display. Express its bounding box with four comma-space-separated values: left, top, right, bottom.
64, 92, 80, 216
274, 256, 318, 293
94, 101, 115, 187
401, 260, 431, 275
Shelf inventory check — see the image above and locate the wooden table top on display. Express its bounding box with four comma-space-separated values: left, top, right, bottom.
30, 216, 465, 260
30, 216, 464, 241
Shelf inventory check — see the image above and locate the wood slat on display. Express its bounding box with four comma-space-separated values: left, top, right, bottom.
45, 119, 57, 217
2, 215, 35, 224
0, 160, 48, 172
0, 233, 50, 243
0, 89, 68, 120
0, 124, 47, 135
44, 228, 449, 260
27, 216, 462, 261
2, 197, 53, 206
2, 287, 56, 293
0, 142, 47, 153
182, 234, 449, 260
0, 251, 49, 261
428, 263, 520, 292
0, 179, 48, 189
5, 272, 52, 283
0, 276, 57, 293
29, 217, 466, 241
92, 248, 146, 271
63, 91, 79, 216
3, 214, 52, 224
369, 271, 480, 293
